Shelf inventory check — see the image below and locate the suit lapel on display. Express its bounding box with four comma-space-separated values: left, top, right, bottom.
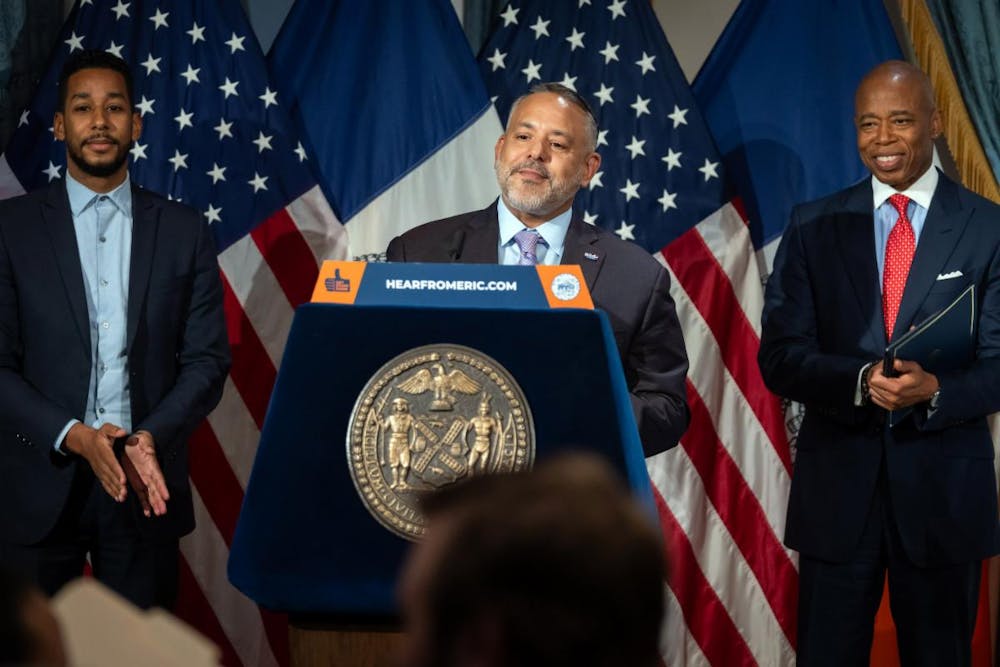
834, 181, 886, 349
560, 216, 605, 292
127, 186, 157, 351
894, 175, 969, 337
41, 183, 91, 353
458, 203, 502, 263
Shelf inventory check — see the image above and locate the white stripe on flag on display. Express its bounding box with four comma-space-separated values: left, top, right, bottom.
695, 204, 764, 338
660, 583, 711, 667
666, 264, 793, 539
182, 487, 279, 667
206, 378, 261, 490
218, 236, 295, 369
285, 186, 349, 263
343, 108, 503, 257
649, 448, 796, 666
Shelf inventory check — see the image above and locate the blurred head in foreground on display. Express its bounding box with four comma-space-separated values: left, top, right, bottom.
0, 568, 66, 666
397, 454, 664, 667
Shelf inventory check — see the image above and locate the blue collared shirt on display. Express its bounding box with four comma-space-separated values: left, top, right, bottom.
497, 197, 572, 265
54, 173, 133, 450
871, 165, 938, 287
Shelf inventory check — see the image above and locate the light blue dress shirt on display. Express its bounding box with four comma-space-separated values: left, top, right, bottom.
871, 166, 938, 287
497, 197, 572, 265
54, 173, 133, 450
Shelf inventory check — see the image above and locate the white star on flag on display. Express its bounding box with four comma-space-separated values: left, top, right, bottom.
111, 1, 129, 20
203, 203, 221, 224
521, 59, 542, 83
529, 16, 550, 39
630, 94, 651, 118
252, 132, 273, 153
135, 95, 155, 116
174, 109, 194, 131
599, 41, 619, 64
168, 149, 188, 171
140, 54, 161, 75
625, 135, 646, 159
607, 0, 627, 20
247, 172, 268, 192
65, 32, 84, 52
180, 65, 200, 85
259, 88, 278, 108
187, 22, 205, 44
699, 158, 720, 181
206, 163, 227, 184
219, 77, 239, 98
106, 41, 124, 58
213, 118, 233, 140
658, 189, 678, 212
588, 170, 604, 189
615, 220, 635, 240
667, 104, 688, 128
500, 5, 519, 26
149, 8, 169, 29
486, 49, 507, 71
619, 178, 640, 201
43, 161, 62, 181
565, 28, 585, 51
635, 52, 656, 74
662, 147, 682, 170
129, 141, 148, 161
594, 83, 614, 106
225, 32, 245, 54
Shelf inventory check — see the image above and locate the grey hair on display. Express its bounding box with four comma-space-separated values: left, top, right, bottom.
507, 83, 599, 153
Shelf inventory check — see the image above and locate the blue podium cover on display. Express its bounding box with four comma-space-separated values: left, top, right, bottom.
228, 265, 651, 615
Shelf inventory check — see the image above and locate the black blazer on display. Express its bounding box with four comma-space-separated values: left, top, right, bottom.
386, 202, 690, 456
759, 173, 1000, 566
0, 181, 230, 544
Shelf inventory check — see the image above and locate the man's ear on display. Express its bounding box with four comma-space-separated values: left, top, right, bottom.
53, 112, 65, 141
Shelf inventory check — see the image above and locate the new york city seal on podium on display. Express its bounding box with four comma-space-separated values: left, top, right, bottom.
347, 344, 535, 540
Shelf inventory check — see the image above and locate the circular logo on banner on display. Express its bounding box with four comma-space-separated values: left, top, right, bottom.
550, 273, 581, 301
347, 344, 535, 540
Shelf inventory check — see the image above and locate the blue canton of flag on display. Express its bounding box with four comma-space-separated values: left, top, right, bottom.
478, 0, 727, 254
2, 0, 316, 254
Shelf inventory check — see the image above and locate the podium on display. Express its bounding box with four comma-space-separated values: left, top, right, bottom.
228, 262, 653, 664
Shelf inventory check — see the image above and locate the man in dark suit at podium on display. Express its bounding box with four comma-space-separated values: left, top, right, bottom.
386, 83, 689, 457
759, 60, 1000, 665
0, 50, 230, 608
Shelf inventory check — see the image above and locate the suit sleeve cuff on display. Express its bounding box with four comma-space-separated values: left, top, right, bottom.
54, 419, 80, 455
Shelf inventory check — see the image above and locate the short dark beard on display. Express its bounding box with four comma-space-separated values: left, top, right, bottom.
66, 140, 131, 179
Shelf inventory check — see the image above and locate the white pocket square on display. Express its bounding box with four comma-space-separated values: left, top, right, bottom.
936, 270, 963, 280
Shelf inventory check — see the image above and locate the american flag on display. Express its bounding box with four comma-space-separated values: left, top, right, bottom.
0, 1, 347, 664
479, 1, 798, 664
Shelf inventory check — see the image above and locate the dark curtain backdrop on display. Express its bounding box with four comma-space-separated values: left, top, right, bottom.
0, 0, 62, 152
925, 0, 1000, 182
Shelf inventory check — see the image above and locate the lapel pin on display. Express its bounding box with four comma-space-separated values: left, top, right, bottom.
584, 251, 599, 261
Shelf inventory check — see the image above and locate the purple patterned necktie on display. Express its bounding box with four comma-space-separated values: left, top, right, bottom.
514, 229, 542, 265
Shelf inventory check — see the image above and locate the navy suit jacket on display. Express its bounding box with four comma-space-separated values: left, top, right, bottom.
0, 181, 230, 544
386, 202, 690, 457
759, 173, 1000, 566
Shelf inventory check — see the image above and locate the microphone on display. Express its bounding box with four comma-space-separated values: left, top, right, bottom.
448, 229, 465, 262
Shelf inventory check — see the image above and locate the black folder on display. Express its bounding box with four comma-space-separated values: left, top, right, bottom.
883, 283, 976, 426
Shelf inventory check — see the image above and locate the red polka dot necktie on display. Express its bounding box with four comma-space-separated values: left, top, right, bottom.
883, 194, 915, 340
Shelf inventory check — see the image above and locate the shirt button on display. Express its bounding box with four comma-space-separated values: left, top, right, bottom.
99, 236, 106, 243
100, 279, 109, 287
102, 321, 110, 329
98, 407, 105, 414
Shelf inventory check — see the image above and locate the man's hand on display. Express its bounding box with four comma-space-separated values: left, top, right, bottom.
63, 422, 127, 502
867, 359, 940, 411
122, 430, 170, 517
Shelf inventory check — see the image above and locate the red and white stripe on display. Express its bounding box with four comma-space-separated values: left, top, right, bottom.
650, 201, 799, 666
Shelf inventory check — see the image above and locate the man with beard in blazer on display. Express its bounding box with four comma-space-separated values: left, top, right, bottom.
386, 83, 689, 457
759, 60, 1000, 665
0, 50, 230, 609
